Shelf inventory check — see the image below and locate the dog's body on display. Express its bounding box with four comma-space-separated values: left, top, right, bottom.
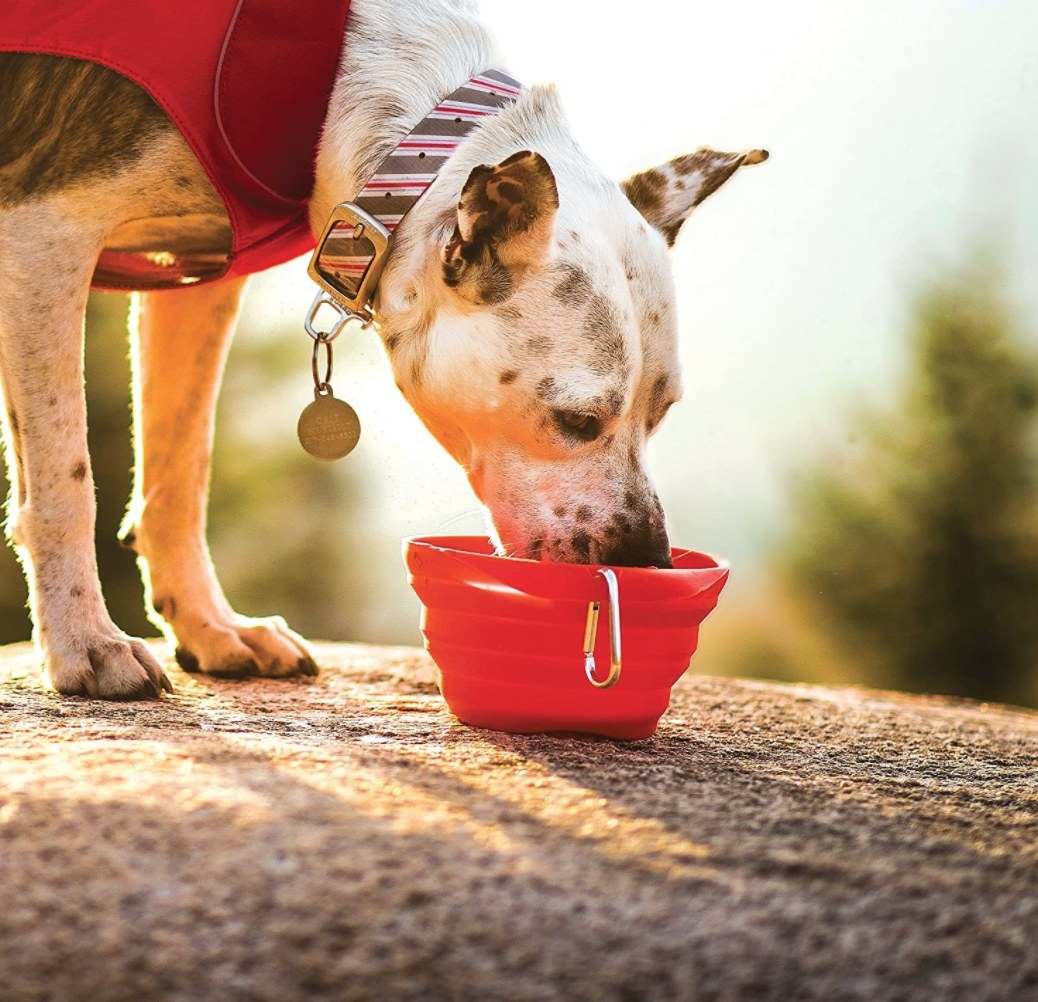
0, 0, 763, 698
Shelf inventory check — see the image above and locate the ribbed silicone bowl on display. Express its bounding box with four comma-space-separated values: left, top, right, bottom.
403, 535, 729, 740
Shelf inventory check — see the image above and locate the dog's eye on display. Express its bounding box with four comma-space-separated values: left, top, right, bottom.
554, 410, 602, 442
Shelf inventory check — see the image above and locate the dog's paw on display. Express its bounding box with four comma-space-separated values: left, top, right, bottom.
45, 635, 172, 700
173, 616, 318, 680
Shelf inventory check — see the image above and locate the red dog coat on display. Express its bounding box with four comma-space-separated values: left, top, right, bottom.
2, 0, 352, 289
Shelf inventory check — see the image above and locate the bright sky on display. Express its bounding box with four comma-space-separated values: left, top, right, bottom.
242, 0, 1038, 640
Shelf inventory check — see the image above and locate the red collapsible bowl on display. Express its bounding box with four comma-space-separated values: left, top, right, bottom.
403, 535, 729, 740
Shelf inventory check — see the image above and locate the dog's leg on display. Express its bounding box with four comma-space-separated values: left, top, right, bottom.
0, 203, 170, 697
123, 278, 317, 678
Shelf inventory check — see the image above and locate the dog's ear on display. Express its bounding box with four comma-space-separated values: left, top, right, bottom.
622, 148, 768, 247
441, 151, 559, 304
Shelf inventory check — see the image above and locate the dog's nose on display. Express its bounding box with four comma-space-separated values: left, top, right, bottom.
599, 517, 673, 568
594, 489, 673, 567
601, 539, 673, 569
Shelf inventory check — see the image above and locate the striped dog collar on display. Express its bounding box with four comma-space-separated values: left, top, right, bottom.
306, 69, 523, 331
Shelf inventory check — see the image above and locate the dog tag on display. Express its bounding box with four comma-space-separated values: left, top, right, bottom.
297, 392, 361, 461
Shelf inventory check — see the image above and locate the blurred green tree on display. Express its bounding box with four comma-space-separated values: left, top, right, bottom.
784, 261, 1038, 707
0, 290, 368, 648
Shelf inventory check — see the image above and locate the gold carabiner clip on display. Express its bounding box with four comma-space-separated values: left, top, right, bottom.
583, 568, 622, 688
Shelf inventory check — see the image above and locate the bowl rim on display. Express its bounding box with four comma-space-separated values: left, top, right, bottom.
403, 533, 729, 573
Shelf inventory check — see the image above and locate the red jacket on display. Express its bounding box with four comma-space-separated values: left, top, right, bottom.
2, 0, 351, 288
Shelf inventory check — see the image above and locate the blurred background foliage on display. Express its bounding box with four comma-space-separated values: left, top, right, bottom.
785, 260, 1038, 707
0, 254, 1037, 708
707, 256, 1038, 708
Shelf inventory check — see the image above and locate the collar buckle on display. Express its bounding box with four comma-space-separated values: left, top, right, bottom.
306, 202, 392, 324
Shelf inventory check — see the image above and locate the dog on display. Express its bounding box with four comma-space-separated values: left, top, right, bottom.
0, 0, 764, 699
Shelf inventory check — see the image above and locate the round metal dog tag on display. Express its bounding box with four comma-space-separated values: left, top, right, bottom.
297, 393, 361, 461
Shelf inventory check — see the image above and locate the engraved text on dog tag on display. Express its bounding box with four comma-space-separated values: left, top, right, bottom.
297, 392, 361, 461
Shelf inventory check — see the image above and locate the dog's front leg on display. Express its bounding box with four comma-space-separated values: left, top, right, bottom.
0, 205, 170, 698
122, 277, 317, 679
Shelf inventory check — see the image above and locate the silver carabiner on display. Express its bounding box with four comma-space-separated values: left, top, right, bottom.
583, 567, 622, 688
305, 289, 356, 343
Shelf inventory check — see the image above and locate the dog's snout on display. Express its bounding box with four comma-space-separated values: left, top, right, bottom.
597, 494, 672, 568
599, 531, 673, 569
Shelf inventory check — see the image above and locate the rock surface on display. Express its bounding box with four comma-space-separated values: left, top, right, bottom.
1, 640, 1037, 1001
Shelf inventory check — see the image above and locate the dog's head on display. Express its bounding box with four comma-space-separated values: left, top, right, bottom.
378, 92, 765, 565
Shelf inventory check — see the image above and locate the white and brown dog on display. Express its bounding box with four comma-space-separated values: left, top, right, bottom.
0, 0, 764, 699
